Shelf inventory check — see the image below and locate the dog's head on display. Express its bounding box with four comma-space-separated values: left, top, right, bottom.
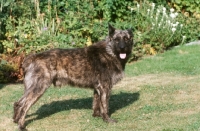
107, 24, 133, 60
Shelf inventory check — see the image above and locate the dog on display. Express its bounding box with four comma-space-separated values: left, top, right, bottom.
13, 24, 133, 130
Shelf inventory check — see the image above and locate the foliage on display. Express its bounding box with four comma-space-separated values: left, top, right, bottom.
148, 0, 200, 17
168, 0, 200, 42
178, 16, 200, 42
1, 0, 194, 55
0, 0, 134, 55
130, 1, 185, 60
0, 59, 18, 83
170, 0, 200, 17
1, 0, 63, 54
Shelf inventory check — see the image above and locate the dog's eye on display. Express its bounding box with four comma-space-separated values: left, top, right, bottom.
124, 37, 129, 42
114, 38, 120, 43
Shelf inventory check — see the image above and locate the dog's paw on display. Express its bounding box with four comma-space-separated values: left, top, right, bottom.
104, 118, 118, 123
18, 126, 27, 131
92, 113, 101, 117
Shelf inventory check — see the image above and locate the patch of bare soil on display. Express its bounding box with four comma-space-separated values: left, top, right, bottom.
116, 73, 200, 90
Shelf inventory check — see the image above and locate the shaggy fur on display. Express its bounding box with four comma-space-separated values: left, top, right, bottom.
13, 24, 133, 130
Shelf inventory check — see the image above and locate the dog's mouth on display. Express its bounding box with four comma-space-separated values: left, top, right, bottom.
119, 53, 126, 59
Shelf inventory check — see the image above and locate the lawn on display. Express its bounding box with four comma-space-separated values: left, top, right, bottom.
1, 45, 200, 131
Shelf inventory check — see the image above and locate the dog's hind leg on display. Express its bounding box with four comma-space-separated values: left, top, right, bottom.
13, 74, 51, 130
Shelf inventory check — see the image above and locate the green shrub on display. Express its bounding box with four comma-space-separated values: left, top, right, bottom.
169, 0, 200, 42
129, 1, 185, 60
0, 59, 18, 83
0, 0, 199, 59
170, 0, 200, 16
0, 0, 135, 54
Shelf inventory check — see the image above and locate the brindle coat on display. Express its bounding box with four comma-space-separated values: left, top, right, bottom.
13, 24, 133, 130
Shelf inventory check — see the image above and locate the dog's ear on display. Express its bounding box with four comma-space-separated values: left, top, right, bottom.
127, 28, 133, 38
108, 23, 116, 37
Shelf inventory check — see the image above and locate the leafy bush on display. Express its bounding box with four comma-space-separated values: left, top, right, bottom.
129, 1, 185, 60
168, 0, 200, 42
0, 0, 198, 55
0, 59, 19, 83
170, 0, 200, 16
1, 0, 64, 54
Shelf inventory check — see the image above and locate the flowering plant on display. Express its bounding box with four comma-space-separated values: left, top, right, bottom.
130, 1, 186, 58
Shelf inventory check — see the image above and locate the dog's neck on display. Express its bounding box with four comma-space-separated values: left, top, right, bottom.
105, 39, 116, 57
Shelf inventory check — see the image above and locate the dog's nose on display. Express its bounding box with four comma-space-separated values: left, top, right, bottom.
120, 45, 124, 49
119, 42, 125, 49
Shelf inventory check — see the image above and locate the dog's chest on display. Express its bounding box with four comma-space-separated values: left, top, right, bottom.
111, 71, 124, 85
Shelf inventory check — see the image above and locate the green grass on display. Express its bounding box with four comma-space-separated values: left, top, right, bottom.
1, 45, 200, 131
126, 45, 200, 76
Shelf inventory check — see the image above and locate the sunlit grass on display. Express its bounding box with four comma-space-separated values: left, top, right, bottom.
127, 45, 200, 76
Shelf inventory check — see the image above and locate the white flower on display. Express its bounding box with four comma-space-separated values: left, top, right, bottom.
175, 22, 179, 26
163, 11, 166, 16
163, 7, 166, 12
147, 9, 150, 15
152, 23, 155, 29
131, 7, 134, 12
170, 13, 176, 19
181, 35, 186, 44
175, 12, 178, 17
156, 9, 160, 16
136, 3, 140, 12
170, 8, 175, 13
137, 3, 140, 8
152, 3, 155, 7
172, 27, 176, 33
172, 23, 177, 27
180, 24, 183, 27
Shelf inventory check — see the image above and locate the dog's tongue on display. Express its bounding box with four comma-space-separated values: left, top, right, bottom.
119, 53, 126, 59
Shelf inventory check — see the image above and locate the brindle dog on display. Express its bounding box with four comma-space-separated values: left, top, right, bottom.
13, 24, 133, 130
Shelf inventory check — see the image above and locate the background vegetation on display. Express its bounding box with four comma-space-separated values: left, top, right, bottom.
0, 0, 200, 83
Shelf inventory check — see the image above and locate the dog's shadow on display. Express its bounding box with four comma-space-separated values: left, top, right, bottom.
26, 92, 139, 125
0, 84, 6, 90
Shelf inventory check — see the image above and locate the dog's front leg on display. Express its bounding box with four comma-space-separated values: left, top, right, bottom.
99, 87, 117, 123
92, 89, 101, 117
